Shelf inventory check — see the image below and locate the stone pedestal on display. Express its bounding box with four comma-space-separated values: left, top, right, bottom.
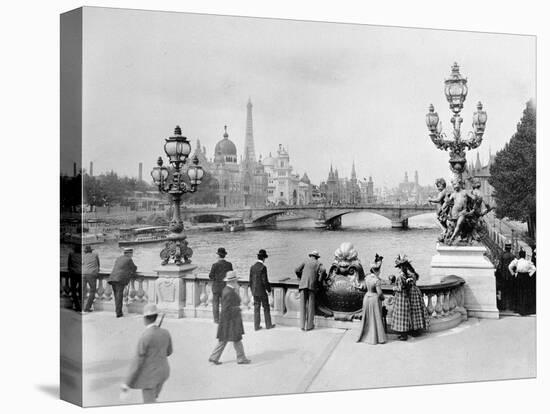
155, 264, 197, 318
430, 244, 499, 319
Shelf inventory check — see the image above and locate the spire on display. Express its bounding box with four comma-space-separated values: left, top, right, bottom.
351, 160, 357, 179
244, 98, 256, 163
414, 170, 419, 185
223, 125, 228, 139
404, 171, 409, 183
475, 151, 481, 170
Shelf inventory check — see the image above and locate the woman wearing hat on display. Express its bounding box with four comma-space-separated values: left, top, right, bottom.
355, 254, 387, 344
391, 255, 429, 341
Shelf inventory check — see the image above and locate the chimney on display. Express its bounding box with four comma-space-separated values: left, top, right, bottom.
89, 161, 94, 177
73, 162, 77, 177
139, 162, 143, 181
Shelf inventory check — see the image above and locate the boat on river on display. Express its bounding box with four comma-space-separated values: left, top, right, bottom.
62, 218, 106, 245
222, 218, 245, 232
118, 226, 169, 246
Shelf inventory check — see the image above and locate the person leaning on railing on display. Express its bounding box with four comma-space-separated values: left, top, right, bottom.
106, 248, 137, 318
82, 245, 100, 312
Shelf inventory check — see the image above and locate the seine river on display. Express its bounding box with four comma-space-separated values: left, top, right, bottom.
62, 212, 440, 282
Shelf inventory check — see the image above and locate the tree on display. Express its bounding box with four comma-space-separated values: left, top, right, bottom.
489, 100, 536, 238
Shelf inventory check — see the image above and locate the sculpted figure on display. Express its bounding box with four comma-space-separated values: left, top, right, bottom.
441, 179, 471, 244
428, 178, 450, 240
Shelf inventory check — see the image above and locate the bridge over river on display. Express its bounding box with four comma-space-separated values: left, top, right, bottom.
182, 203, 436, 229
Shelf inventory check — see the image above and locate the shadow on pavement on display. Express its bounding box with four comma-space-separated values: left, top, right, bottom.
35, 384, 59, 399
247, 348, 300, 367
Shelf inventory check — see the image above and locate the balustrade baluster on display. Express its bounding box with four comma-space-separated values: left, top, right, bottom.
269, 291, 274, 310
199, 282, 208, 307
449, 289, 457, 312
434, 292, 443, 317
426, 293, 434, 317
136, 279, 145, 302
97, 278, 105, 300
128, 279, 137, 304
442, 290, 450, 315
240, 285, 250, 309
104, 282, 113, 301
207, 283, 213, 308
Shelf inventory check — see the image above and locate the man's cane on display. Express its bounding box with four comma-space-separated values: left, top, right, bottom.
157, 313, 166, 328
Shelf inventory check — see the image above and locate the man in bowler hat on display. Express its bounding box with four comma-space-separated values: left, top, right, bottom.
121, 304, 173, 403
208, 271, 251, 365
249, 249, 275, 331
209, 247, 233, 323
107, 248, 137, 317
295, 250, 327, 331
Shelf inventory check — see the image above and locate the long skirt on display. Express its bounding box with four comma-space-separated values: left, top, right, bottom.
357, 294, 386, 344
391, 291, 411, 333
515, 272, 536, 316
409, 286, 429, 330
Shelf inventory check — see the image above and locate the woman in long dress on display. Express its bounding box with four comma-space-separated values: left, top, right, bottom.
508, 249, 536, 315
391, 255, 429, 340
356, 254, 386, 344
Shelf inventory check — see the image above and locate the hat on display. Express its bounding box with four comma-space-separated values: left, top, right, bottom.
224, 270, 239, 282
394, 254, 410, 267
504, 240, 512, 247
143, 304, 159, 317
309, 250, 320, 258
257, 249, 268, 259
123, 247, 133, 254
217, 247, 227, 257
84, 245, 92, 252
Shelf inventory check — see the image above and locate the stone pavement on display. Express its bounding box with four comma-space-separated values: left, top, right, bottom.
66, 310, 536, 407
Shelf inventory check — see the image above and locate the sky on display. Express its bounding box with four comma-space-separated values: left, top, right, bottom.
79, 7, 535, 188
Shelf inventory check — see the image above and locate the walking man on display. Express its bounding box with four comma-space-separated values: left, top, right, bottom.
121, 304, 173, 403
295, 250, 326, 331
107, 248, 137, 318
249, 249, 275, 331
82, 245, 100, 312
208, 271, 251, 365
209, 247, 233, 323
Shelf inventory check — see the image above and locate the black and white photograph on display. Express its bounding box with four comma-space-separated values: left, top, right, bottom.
3, 1, 546, 413
58, 5, 538, 407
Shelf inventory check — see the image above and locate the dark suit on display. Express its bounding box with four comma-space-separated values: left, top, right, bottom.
496, 250, 515, 311
209, 286, 247, 362
126, 325, 173, 403
249, 261, 273, 329
107, 255, 137, 317
209, 259, 233, 322
295, 257, 326, 330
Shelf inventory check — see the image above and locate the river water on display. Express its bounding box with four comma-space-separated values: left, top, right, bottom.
61, 212, 439, 282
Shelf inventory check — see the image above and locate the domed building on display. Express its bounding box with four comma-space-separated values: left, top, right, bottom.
192, 99, 268, 208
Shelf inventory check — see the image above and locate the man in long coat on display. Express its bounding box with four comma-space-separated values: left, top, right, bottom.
106, 248, 137, 317
208, 271, 251, 365
295, 250, 326, 331
495, 241, 515, 311
121, 304, 173, 403
208, 247, 233, 323
249, 249, 275, 331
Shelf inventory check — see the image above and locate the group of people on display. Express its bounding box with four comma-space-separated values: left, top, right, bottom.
207, 247, 276, 365
495, 242, 536, 316
68, 245, 138, 317
294, 250, 429, 343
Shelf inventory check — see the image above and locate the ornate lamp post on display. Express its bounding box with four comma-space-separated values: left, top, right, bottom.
426, 62, 488, 183
151, 125, 204, 265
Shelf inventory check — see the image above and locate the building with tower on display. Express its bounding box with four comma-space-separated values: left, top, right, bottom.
190, 99, 271, 208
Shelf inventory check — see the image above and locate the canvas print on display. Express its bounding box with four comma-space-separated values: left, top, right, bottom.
60, 7, 536, 407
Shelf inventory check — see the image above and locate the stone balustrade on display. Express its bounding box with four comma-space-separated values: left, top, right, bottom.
61, 269, 466, 332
